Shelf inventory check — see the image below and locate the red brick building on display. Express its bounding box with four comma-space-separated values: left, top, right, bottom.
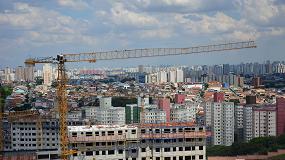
277, 97, 285, 136
158, 98, 170, 122
213, 92, 224, 103
174, 94, 185, 104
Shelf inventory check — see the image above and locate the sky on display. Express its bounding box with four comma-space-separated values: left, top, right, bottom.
0, 0, 284, 68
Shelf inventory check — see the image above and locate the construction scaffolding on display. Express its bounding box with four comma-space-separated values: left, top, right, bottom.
68, 122, 207, 160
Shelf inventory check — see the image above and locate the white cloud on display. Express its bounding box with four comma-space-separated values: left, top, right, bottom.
129, 0, 233, 13
236, 0, 279, 24
174, 12, 257, 40
0, 2, 96, 46
57, 0, 88, 10
140, 28, 174, 39
110, 3, 159, 27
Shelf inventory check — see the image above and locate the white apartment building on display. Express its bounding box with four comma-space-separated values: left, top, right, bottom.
235, 105, 277, 142
169, 70, 176, 83
170, 103, 197, 122
68, 124, 207, 160
99, 97, 112, 108
253, 106, 276, 138
137, 97, 150, 107
84, 106, 97, 120
10, 119, 59, 151
159, 70, 168, 83
243, 105, 253, 142
144, 108, 166, 124
43, 64, 53, 86
205, 102, 235, 146
176, 69, 184, 83
235, 105, 244, 130
95, 107, 125, 125
68, 110, 83, 121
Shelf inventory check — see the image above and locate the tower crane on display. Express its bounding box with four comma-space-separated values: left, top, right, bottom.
24, 40, 256, 159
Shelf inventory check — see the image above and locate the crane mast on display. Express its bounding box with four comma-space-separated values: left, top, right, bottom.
23, 40, 256, 159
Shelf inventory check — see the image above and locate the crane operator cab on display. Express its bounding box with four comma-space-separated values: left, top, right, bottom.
57, 55, 65, 63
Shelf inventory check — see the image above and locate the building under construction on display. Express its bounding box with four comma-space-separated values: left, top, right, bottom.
68, 122, 206, 160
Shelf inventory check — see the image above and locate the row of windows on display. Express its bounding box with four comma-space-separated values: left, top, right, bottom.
72, 129, 137, 137
13, 128, 56, 131
76, 153, 204, 160
12, 143, 57, 147
73, 138, 203, 147
13, 137, 58, 141
14, 122, 57, 125
72, 127, 203, 137
150, 146, 204, 152
77, 149, 204, 158
13, 132, 57, 136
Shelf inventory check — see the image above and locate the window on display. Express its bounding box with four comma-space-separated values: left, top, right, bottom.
179, 156, 183, 160
108, 150, 115, 155
156, 158, 160, 160
164, 129, 170, 133
72, 132, 77, 137
142, 158, 146, 160
164, 148, 170, 152
141, 148, 146, 152
173, 147, 176, 151
108, 131, 114, 135
141, 129, 146, 133
102, 151, 106, 155
131, 130, 136, 134
199, 146, 203, 150
102, 131, 105, 136
186, 138, 193, 142
185, 128, 191, 132
156, 148, 160, 152
173, 157, 177, 160
165, 157, 171, 160
131, 149, 137, 153
185, 147, 191, 151
118, 150, 123, 154
86, 143, 92, 147
179, 147, 183, 151
178, 128, 183, 132
86, 151, 93, 156
118, 130, 123, 135
185, 156, 191, 160
86, 132, 92, 137
192, 156, 195, 160
199, 155, 203, 159
155, 129, 160, 133
95, 132, 99, 136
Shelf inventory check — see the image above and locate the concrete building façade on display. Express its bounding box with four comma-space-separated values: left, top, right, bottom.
68, 123, 206, 160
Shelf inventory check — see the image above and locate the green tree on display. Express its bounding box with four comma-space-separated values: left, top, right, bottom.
0, 85, 13, 110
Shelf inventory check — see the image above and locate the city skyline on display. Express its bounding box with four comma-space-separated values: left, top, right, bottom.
0, 0, 285, 68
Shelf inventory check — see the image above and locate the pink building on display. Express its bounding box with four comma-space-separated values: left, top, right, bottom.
175, 94, 185, 104
277, 97, 285, 136
213, 92, 224, 103
158, 98, 170, 122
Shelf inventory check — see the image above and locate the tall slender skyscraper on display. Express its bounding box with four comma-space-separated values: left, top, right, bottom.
43, 64, 53, 86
